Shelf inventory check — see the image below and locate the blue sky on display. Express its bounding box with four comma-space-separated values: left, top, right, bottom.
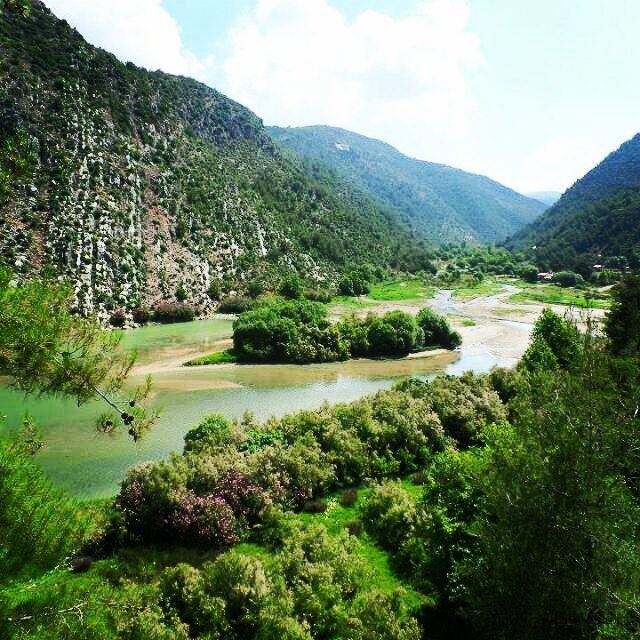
46, 0, 640, 194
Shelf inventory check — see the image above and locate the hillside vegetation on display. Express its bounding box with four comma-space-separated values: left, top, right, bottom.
268, 125, 545, 244
0, 2, 429, 321
508, 134, 640, 270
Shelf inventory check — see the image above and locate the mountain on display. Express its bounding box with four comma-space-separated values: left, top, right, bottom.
0, 2, 428, 320
526, 191, 562, 207
508, 134, 640, 270
268, 125, 545, 245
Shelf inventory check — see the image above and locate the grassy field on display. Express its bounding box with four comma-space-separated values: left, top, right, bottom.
368, 279, 435, 302
452, 277, 504, 300
506, 281, 610, 309
184, 349, 238, 366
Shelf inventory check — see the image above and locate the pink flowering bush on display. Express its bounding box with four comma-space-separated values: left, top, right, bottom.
170, 491, 239, 546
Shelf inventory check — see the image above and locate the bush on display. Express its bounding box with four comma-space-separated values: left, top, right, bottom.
207, 280, 222, 301
361, 481, 417, 550
153, 303, 196, 323
366, 310, 422, 357
416, 307, 461, 349
304, 287, 334, 303
132, 307, 151, 325
176, 284, 188, 302
302, 498, 328, 513
279, 274, 304, 299
526, 308, 580, 369
109, 309, 126, 327
233, 299, 348, 364
217, 295, 254, 314
184, 414, 234, 454
519, 263, 539, 283
552, 270, 584, 287
340, 488, 358, 507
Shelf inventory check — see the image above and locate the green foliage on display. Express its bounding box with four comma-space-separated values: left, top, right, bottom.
183, 414, 234, 455
605, 273, 640, 355
518, 263, 539, 283
0, 266, 156, 438
269, 125, 544, 244
508, 134, 640, 270
361, 482, 417, 550
416, 307, 462, 349
153, 303, 196, 324
0, 428, 91, 581
233, 299, 348, 364
461, 344, 640, 639
365, 310, 422, 357
279, 273, 304, 299
552, 270, 584, 287
524, 308, 580, 369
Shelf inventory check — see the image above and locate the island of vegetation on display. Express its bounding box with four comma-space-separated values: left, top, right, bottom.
186, 298, 461, 366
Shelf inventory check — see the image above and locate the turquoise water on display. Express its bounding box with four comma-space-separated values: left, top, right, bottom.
0, 318, 501, 498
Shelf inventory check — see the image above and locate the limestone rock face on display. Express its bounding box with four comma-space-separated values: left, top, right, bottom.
1, 2, 421, 319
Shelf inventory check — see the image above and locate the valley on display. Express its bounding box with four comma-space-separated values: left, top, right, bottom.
1, 279, 604, 498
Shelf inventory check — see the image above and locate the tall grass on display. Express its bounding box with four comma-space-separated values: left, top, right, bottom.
0, 442, 90, 581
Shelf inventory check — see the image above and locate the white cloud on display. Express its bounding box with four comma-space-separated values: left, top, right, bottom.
503, 137, 613, 194
44, 0, 204, 77
219, 0, 481, 142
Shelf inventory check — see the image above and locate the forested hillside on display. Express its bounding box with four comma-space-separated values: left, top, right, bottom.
268, 125, 545, 244
508, 134, 640, 269
0, 2, 428, 321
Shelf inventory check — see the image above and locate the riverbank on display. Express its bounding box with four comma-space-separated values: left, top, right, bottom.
0, 281, 608, 498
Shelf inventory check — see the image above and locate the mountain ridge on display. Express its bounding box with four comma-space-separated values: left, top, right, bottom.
268, 124, 546, 244
0, 2, 430, 320
507, 133, 640, 269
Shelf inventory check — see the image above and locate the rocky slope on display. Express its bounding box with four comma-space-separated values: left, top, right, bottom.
0, 2, 426, 320
268, 125, 545, 245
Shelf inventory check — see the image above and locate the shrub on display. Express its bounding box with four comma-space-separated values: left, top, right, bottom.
132, 307, 151, 325
169, 491, 239, 546
398, 373, 506, 447
304, 287, 333, 303
366, 310, 421, 357
153, 303, 195, 324
519, 263, 539, 283
302, 498, 328, 513
184, 414, 234, 454
217, 295, 254, 314
176, 284, 188, 302
247, 279, 265, 298
553, 270, 584, 287
361, 481, 417, 550
279, 274, 304, 299
346, 519, 363, 536
207, 280, 222, 301
233, 299, 348, 364
109, 309, 126, 327
527, 308, 580, 369
416, 307, 461, 349
340, 488, 358, 507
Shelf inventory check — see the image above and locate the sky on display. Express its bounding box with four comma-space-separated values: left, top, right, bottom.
44, 0, 640, 194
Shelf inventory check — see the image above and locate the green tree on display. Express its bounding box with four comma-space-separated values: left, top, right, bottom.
0, 266, 156, 439
462, 340, 640, 640
605, 273, 640, 355
528, 308, 580, 369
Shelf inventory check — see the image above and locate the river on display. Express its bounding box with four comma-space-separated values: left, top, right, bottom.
0, 289, 534, 498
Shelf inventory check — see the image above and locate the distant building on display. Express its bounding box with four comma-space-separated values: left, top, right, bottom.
593, 264, 604, 270
537, 272, 554, 281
